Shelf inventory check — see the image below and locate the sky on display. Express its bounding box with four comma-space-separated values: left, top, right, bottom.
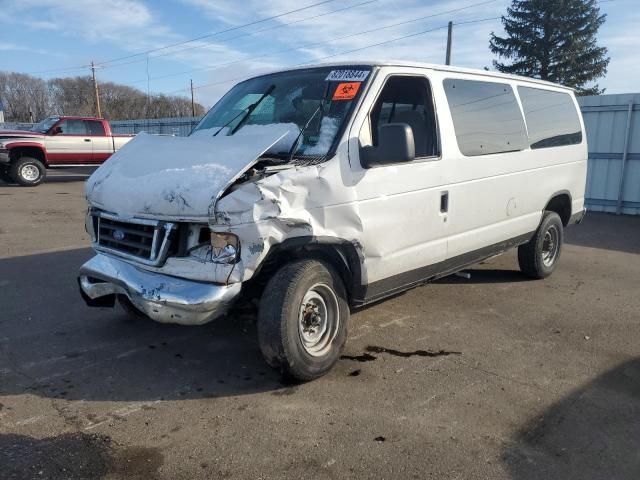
0, 0, 636, 108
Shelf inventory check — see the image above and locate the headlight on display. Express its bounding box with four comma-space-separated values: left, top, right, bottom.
85, 210, 97, 242
210, 231, 239, 264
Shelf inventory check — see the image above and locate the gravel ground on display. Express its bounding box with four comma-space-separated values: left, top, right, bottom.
1, 173, 639, 479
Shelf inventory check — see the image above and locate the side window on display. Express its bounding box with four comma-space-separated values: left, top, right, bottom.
85, 120, 106, 136
370, 76, 439, 158
443, 78, 528, 156
58, 119, 87, 135
518, 87, 582, 149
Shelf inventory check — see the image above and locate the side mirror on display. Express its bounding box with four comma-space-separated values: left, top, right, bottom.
360, 123, 415, 168
50, 126, 62, 135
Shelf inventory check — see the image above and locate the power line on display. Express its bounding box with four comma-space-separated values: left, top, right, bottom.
25, 0, 340, 75
26, 64, 93, 76
20, 0, 614, 77
121, 0, 500, 87
101, 0, 379, 70
24, 0, 498, 77
172, 16, 500, 95
95, 0, 340, 66
298, 16, 501, 65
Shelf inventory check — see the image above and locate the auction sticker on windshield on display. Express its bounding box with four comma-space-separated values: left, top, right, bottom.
325, 70, 369, 82
332, 82, 361, 100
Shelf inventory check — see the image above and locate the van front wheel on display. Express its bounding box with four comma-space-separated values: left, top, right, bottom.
258, 260, 349, 382
518, 211, 564, 279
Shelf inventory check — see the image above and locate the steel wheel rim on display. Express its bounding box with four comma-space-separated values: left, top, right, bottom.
20, 164, 39, 181
298, 283, 340, 357
541, 225, 560, 267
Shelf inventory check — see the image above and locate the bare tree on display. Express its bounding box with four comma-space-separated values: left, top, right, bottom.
0, 72, 51, 122
0, 70, 205, 122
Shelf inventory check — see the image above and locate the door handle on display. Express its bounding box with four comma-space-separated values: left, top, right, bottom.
440, 191, 449, 213
84, 138, 91, 142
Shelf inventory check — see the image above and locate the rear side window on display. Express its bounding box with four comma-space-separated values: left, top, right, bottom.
86, 120, 106, 136
443, 78, 527, 156
518, 87, 582, 149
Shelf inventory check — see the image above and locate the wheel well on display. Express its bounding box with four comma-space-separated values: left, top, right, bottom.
10, 147, 46, 165
545, 193, 572, 226
247, 239, 362, 306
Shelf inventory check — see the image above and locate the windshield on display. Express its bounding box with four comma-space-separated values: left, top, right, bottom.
191, 66, 372, 159
31, 117, 59, 133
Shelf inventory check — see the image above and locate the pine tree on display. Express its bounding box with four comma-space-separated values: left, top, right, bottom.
490, 0, 610, 95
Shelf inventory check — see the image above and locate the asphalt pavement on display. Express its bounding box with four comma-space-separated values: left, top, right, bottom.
1, 175, 639, 479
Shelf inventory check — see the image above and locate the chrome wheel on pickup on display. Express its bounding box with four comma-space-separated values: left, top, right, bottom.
10, 156, 46, 186
258, 260, 349, 382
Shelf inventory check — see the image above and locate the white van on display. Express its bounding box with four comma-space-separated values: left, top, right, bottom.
79, 61, 587, 381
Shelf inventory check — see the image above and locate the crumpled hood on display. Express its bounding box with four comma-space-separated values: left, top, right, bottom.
85, 126, 297, 219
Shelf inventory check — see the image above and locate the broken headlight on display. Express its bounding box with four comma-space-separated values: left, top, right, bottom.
85, 209, 97, 242
210, 231, 240, 264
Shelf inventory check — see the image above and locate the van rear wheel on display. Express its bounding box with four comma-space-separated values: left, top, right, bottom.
518, 211, 564, 279
257, 259, 349, 382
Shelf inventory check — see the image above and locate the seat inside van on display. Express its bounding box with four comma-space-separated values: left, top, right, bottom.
370, 76, 439, 158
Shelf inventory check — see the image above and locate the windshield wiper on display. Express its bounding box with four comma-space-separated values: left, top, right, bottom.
213, 84, 275, 136
287, 83, 331, 161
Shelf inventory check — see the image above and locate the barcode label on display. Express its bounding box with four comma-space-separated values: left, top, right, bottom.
325, 70, 370, 82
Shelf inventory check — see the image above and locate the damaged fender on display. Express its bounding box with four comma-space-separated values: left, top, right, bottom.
212, 155, 367, 287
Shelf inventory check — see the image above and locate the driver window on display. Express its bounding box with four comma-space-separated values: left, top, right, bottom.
370, 76, 438, 158
57, 119, 88, 135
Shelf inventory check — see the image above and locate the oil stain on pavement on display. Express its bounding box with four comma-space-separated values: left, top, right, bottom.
341, 345, 461, 362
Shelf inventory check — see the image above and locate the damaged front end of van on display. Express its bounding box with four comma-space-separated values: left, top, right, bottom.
78, 66, 371, 327
79, 129, 349, 325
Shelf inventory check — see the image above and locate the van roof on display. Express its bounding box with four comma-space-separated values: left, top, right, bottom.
264, 60, 574, 92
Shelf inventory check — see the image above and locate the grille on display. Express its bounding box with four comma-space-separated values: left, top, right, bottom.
94, 212, 175, 266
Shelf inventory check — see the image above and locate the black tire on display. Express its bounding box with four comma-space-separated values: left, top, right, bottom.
257, 259, 349, 382
117, 295, 147, 319
518, 211, 564, 279
9, 157, 46, 186
0, 166, 13, 183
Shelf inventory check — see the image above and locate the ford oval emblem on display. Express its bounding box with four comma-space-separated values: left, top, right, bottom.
112, 229, 125, 241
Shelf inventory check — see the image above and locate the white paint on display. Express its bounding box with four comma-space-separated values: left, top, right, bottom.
85, 125, 298, 219
82, 62, 587, 321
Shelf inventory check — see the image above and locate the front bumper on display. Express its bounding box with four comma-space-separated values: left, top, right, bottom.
0, 150, 10, 164
78, 254, 241, 325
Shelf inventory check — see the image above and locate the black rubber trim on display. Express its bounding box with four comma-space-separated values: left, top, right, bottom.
569, 209, 586, 225
353, 232, 534, 306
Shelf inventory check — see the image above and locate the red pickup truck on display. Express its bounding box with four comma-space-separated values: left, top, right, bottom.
0, 116, 134, 186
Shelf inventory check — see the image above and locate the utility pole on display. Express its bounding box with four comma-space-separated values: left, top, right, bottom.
445, 21, 453, 65
91, 61, 102, 117
190, 79, 196, 117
